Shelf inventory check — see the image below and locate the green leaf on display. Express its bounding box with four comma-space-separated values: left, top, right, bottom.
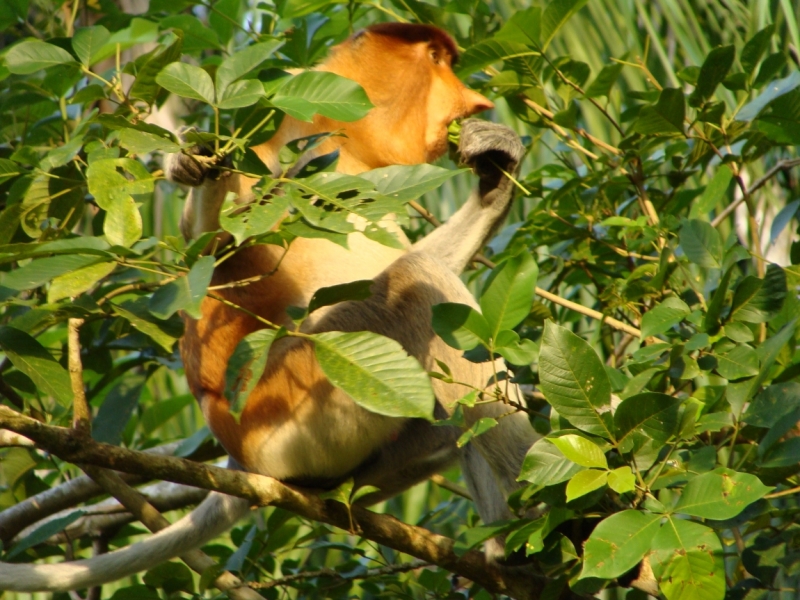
93, 374, 147, 445
756, 87, 800, 144
159, 15, 220, 53
650, 518, 725, 600
110, 299, 182, 352
5, 40, 75, 74
607, 466, 635, 494
565, 469, 607, 501
457, 417, 498, 447
220, 195, 288, 246
679, 218, 722, 268
273, 72, 373, 122
715, 344, 759, 380
550, 434, 607, 468
217, 79, 265, 109
118, 129, 181, 155
538, 322, 615, 440
690, 165, 732, 219
633, 88, 685, 135
641, 296, 690, 339
72, 26, 110, 66
215, 40, 283, 93
0, 158, 22, 185
7, 510, 86, 558
149, 255, 215, 320
689, 45, 735, 106
156, 62, 215, 105
480, 252, 538, 339
493, 330, 538, 365
128, 35, 183, 104
614, 392, 681, 444
541, 0, 589, 51
581, 511, 662, 579
2, 254, 102, 290
313, 331, 435, 419
741, 25, 774, 75
0, 326, 73, 406
742, 382, 800, 427
432, 302, 491, 350
48, 261, 115, 302
737, 71, 800, 121
303, 280, 373, 315
703, 266, 734, 332
585, 61, 623, 98
456, 40, 534, 78
358, 164, 463, 202
674, 468, 772, 519
225, 329, 279, 415
519, 438, 583, 485
86, 158, 153, 247
730, 264, 786, 323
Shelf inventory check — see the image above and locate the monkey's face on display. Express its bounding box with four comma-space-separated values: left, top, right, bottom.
424, 47, 493, 160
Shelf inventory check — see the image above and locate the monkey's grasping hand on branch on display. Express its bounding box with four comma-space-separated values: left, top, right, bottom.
457, 119, 525, 207
166, 129, 231, 187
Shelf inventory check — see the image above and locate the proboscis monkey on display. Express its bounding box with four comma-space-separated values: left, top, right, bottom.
0, 23, 537, 592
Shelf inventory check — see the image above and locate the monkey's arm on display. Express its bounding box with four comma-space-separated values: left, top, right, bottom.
411, 120, 525, 274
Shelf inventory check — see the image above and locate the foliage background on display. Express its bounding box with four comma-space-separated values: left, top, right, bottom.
0, 0, 800, 598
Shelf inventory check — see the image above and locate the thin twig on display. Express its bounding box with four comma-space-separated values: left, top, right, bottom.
429, 474, 472, 500
710, 159, 800, 227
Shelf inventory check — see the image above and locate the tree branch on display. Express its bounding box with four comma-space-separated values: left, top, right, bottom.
0, 405, 578, 600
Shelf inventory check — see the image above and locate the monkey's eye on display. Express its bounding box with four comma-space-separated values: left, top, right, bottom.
429, 48, 441, 64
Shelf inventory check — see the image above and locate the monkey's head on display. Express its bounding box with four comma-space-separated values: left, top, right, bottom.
319, 23, 494, 171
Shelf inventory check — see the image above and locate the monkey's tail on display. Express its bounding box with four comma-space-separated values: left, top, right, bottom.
0, 492, 250, 592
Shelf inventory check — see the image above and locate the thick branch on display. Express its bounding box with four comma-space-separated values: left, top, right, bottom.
0, 405, 575, 600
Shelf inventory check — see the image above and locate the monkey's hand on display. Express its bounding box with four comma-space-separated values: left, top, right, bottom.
166, 129, 228, 187
458, 119, 525, 207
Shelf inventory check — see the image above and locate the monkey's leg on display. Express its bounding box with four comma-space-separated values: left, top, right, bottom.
411, 120, 525, 274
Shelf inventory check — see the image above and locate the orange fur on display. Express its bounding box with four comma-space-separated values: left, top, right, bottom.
181, 25, 493, 470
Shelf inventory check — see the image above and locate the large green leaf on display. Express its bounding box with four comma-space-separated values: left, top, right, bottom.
225, 329, 279, 416
480, 252, 538, 339
538, 322, 615, 440
690, 165, 732, 219
550, 434, 607, 468
650, 518, 725, 600
541, 0, 588, 51
679, 218, 722, 268
0, 326, 72, 406
149, 256, 215, 320
741, 25, 774, 75
273, 72, 373, 122
565, 469, 607, 501
715, 344, 759, 380
614, 392, 681, 444
456, 40, 533, 77
313, 331, 435, 419
633, 88, 685, 135
215, 40, 283, 94
581, 511, 662, 579
128, 35, 183, 104
155, 62, 215, 105
72, 26, 110, 67
640, 296, 690, 339
307, 280, 373, 314
729, 264, 786, 323
519, 438, 583, 485
5, 40, 75, 74
358, 164, 463, 202
689, 45, 735, 106
217, 79, 265, 109
674, 468, 772, 519
110, 299, 182, 352
2, 254, 102, 291
86, 158, 153, 247
48, 261, 115, 302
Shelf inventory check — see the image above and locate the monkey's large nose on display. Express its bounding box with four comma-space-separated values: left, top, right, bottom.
463, 88, 494, 116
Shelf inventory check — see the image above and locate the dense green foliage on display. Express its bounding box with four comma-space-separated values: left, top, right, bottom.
1, 0, 800, 598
